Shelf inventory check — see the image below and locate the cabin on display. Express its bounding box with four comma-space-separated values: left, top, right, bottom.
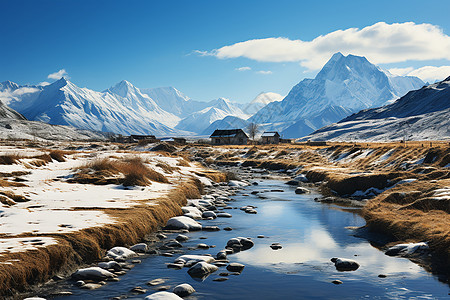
210, 129, 248, 145
261, 131, 280, 144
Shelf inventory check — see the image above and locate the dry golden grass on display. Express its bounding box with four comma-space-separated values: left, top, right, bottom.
71, 156, 169, 186
49, 150, 66, 162
0, 191, 29, 202
0, 154, 21, 165
156, 162, 177, 174
0, 179, 27, 188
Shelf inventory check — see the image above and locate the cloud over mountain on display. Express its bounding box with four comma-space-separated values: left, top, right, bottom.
198, 22, 450, 70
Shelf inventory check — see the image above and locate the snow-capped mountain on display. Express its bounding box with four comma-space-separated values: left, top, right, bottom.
5, 78, 182, 136
175, 98, 249, 134
202, 116, 250, 136
239, 92, 283, 115
249, 52, 425, 138
141, 87, 209, 118
303, 76, 450, 141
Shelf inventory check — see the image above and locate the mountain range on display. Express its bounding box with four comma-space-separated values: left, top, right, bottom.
303, 76, 450, 141
0, 52, 436, 140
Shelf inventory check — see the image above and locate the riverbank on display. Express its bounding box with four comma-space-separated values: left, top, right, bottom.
45, 167, 449, 299
0, 141, 225, 297
181, 142, 450, 281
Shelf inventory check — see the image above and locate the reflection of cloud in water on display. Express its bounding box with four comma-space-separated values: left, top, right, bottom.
236, 226, 424, 279
259, 203, 285, 218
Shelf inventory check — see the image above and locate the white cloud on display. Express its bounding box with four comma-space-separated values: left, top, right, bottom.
235, 66, 251, 71
38, 81, 51, 87
198, 22, 450, 70
257, 70, 272, 75
389, 65, 450, 82
48, 69, 69, 80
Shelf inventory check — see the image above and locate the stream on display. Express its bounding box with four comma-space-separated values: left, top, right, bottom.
49, 177, 449, 300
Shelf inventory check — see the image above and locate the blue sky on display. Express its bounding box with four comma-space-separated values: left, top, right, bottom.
1, 0, 450, 103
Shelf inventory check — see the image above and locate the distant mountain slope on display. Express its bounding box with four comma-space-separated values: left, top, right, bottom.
141, 87, 209, 118
0, 101, 26, 120
0, 118, 107, 141
175, 98, 249, 134
249, 52, 425, 138
201, 116, 250, 136
4, 78, 185, 136
303, 76, 450, 141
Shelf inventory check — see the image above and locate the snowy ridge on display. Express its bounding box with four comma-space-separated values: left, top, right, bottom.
175, 98, 249, 134
5, 78, 184, 136
249, 52, 425, 138
303, 76, 450, 141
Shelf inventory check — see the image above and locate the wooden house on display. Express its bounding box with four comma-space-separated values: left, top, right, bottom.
210, 129, 248, 145
261, 131, 280, 144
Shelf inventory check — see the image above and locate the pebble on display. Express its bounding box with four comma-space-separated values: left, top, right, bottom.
157, 285, 171, 291
226, 263, 245, 273
197, 243, 210, 249
173, 283, 195, 297
131, 286, 147, 294
167, 263, 184, 270
213, 277, 228, 282
147, 278, 166, 286
270, 243, 282, 250
224, 227, 233, 231
156, 233, 167, 239
175, 234, 189, 242
161, 253, 173, 257
332, 280, 343, 285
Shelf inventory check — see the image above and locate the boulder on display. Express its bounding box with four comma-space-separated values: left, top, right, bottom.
106, 247, 137, 261
174, 254, 215, 265
331, 258, 360, 271
385, 242, 429, 257
98, 261, 122, 272
165, 240, 183, 248
226, 237, 254, 250
72, 267, 116, 281
130, 243, 148, 253
165, 216, 202, 231
202, 211, 217, 219
217, 213, 232, 218
187, 262, 218, 278
295, 187, 310, 194
226, 263, 245, 272
175, 234, 189, 242
145, 291, 183, 300
173, 283, 195, 297
181, 206, 202, 219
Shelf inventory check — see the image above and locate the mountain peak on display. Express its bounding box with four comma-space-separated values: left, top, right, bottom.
329, 52, 344, 61
0, 80, 20, 90
107, 80, 139, 97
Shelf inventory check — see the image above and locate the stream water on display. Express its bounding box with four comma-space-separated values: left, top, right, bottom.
51, 179, 449, 300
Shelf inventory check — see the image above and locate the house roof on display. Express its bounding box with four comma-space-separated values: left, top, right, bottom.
210, 129, 248, 138
261, 131, 280, 137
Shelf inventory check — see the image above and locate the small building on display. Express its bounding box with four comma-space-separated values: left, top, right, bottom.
130, 135, 157, 142
210, 129, 248, 145
261, 131, 280, 144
